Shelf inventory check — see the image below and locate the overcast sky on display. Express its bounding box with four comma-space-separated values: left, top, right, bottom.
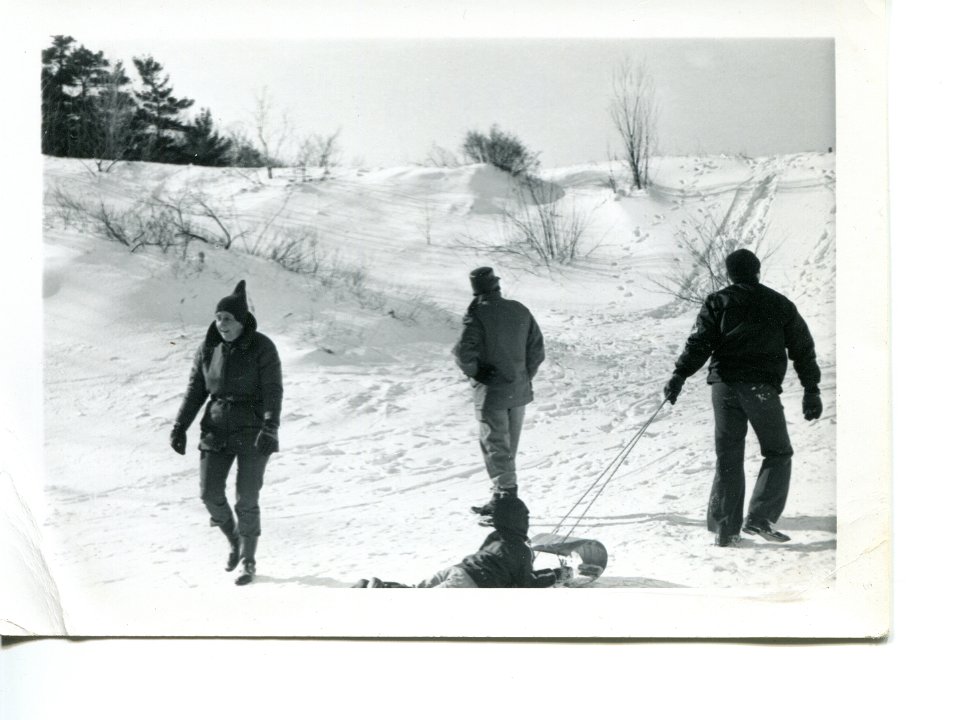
77, 37, 833, 168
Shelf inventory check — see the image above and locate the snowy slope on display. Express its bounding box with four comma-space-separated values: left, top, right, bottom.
35, 152, 836, 634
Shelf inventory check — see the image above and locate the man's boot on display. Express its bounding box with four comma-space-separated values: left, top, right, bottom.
742, 517, 790, 543
219, 521, 241, 572
235, 536, 258, 586
471, 485, 518, 517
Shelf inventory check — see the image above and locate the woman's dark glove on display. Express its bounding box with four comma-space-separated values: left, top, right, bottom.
803, 389, 823, 421
255, 424, 279, 455
170, 423, 187, 455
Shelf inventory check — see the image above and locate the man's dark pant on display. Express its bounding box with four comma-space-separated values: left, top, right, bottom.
200, 450, 269, 537
708, 382, 793, 536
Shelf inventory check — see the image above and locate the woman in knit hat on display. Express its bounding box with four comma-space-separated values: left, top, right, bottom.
170, 280, 283, 586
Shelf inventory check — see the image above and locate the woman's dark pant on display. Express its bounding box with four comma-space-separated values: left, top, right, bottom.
708, 382, 793, 536
200, 450, 269, 537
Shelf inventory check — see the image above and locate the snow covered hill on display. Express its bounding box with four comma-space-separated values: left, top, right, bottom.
33, 152, 836, 635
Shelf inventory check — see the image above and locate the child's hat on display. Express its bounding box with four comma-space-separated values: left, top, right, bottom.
492, 494, 530, 538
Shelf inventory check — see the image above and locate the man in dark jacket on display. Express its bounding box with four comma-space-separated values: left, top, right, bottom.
356, 496, 570, 588
664, 249, 823, 547
452, 267, 545, 517
170, 280, 283, 585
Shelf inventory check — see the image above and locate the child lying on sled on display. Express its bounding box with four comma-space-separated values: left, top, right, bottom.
354, 495, 571, 588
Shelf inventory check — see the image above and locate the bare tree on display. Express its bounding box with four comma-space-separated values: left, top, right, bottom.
609, 59, 658, 190
295, 129, 342, 177
252, 87, 293, 179
83, 61, 137, 172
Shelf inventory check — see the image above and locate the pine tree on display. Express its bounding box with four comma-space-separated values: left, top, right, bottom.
226, 129, 267, 168
132, 55, 194, 163
68, 46, 113, 159
41, 36, 133, 163
41, 35, 78, 156
178, 108, 233, 166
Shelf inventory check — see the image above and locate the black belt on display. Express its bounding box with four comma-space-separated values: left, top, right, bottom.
211, 395, 254, 404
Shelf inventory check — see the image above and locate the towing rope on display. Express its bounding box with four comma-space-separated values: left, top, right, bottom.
541, 396, 669, 553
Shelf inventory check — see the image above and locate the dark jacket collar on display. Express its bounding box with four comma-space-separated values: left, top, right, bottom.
476, 290, 503, 303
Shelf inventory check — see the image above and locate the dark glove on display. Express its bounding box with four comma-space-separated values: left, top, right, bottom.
664, 374, 685, 404
170, 423, 187, 455
473, 364, 498, 385
255, 424, 279, 455
553, 566, 573, 585
803, 389, 823, 421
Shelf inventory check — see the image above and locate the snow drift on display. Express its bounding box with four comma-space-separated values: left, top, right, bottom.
27, 152, 835, 635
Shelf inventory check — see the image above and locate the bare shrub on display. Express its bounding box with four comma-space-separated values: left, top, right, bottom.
151, 189, 245, 250
49, 185, 244, 254
270, 228, 324, 275
48, 186, 89, 228
502, 178, 592, 265
49, 182, 443, 326
240, 226, 315, 274
50, 186, 170, 251
506, 179, 589, 265
653, 209, 777, 305
424, 144, 462, 168
455, 177, 594, 267
240, 227, 372, 298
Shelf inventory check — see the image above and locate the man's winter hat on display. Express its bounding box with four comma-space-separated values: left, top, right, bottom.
216, 280, 249, 323
725, 249, 761, 283
492, 494, 530, 539
469, 267, 500, 296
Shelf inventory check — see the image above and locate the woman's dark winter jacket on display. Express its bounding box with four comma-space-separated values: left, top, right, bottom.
673, 282, 820, 392
452, 290, 546, 411
455, 530, 558, 588
174, 313, 283, 453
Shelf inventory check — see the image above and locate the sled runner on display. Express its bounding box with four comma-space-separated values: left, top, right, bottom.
530, 532, 608, 585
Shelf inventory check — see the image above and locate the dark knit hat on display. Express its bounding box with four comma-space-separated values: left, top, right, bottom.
725, 249, 761, 283
469, 267, 500, 296
492, 495, 530, 539
215, 280, 249, 322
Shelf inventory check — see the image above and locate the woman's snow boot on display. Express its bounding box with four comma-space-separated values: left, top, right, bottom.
235, 536, 258, 586
219, 521, 241, 572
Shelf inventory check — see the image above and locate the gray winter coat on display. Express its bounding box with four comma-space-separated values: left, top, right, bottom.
452, 290, 545, 411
